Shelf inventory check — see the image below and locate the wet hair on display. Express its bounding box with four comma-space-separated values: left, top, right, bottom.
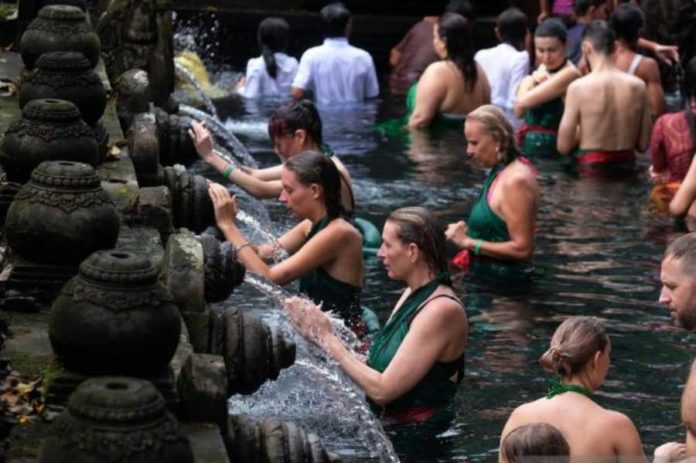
257, 17, 290, 79
684, 57, 696, 101
386, 207, 448, 276
575, 0, 609, 17
610, 3, 645, 45
437, 13, 477, 91
268, 100, 323, 147
444, 0, 474, 21
320, 2, 351, 38
664, 232, 696, 277
539, 316, 609, 378
681, 359, 696, 435
501, 423, 571, 463
284, 151, 344, 219
466, 105, 521, 165
535, 18, 568, 44
497, 8, 528, 50
582, 20, 615, 56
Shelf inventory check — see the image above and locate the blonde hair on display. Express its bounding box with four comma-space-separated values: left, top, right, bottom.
386, 207, 447, 275
466, 105, 520, 165
539, 316, 609, 377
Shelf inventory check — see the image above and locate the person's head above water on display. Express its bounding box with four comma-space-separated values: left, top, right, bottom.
379, 207, 448, 280
320, 2, 351, 38
465, 105, 520, 167
610, 2, 644, 47
257, 17, 290, 79
282, 151, 344, 220
268, 100, 323, 159
444, 0, 474, 21
434, 13, 477, 89
501, 423, 570, 463
660, 233, 696, 331
534, 18, 568, 69
581, 20, 616, 59
496, 7, 528, 51
539, 316, 610, 389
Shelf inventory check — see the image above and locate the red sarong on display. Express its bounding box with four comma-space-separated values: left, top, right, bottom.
516, 123, 557, 149
574, 149, 635, 165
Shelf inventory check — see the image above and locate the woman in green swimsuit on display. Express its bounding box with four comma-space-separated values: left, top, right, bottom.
207, 151, 365, 332
286, 207, 468, 422
446, 105, 539, 265
406, 12, 490, 130
499, 316, 646, 460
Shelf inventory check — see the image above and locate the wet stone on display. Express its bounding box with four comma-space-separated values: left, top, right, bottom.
177, 353, 227, 424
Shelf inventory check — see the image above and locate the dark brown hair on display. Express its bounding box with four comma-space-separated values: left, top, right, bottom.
386, 207, 448, 275
284, 151, 344, 219
501, 423, 570, 463
539, 316, 608, 377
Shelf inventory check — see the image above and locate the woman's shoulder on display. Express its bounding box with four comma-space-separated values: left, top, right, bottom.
503, 159, 538, 187
323, 217, 362, 240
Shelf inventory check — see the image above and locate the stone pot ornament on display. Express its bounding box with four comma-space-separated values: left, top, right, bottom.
38, 376, 194, 463
20, 51, 106, 127
1, 99, 99, 183
49, 249, 182, 376
20, 5, 101, 70
4, 161, 119, 267
199, 234, 245, 303
162, 166, 214, 233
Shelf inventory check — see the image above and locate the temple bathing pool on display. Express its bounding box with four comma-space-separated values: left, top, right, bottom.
191, 95, 694, 462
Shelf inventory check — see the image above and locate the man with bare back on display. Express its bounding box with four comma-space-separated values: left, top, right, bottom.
557, 20, 651, 168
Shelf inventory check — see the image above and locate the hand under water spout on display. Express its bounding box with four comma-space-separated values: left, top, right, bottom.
285, 296, 333, 348
208, 182, 239, 226
188, 120, 216, 163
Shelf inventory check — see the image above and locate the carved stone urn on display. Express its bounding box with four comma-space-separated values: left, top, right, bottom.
1, 99, 99, 183
38, 377, 194, 463
199, 234, 245, 303
4, 161, 119, 267
49, 249, 182, 376
20, 52, 106, 127
162, 166, 214, 233
20, 5, 101, 70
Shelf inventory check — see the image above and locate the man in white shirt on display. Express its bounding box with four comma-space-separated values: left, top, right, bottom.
291, 2, 379, 104
474, 7, 530, 128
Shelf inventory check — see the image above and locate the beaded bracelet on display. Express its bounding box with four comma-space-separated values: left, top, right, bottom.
223, 163, 236, 179
235, 242, 252, 253
473, 239, 483, 256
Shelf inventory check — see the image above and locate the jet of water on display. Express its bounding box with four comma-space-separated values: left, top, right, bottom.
174, 61, 219, 119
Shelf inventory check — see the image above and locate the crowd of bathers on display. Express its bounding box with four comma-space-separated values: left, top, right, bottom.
187, 0, 696, 461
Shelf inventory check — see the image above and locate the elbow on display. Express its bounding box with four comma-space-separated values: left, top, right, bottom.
514, 243, 534, 261
557, 138, 572, 155
669, 200, 687, 218
408, 114, 430, 130
368, 389, 398, 407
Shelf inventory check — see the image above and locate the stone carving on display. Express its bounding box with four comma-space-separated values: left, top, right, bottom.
199, 234, 245, 303
162, 166, 214, 233
153, 107, 198, 166
114, 69, 152, 131
20, 52, 106, 127
5, 161, 119, 267
20, 5, 100, 70
97, 0, 174, 108
226, 415, 340, 463
38, 377, 194, 462
16, 0, 88, 47
49, 249, 181, 376
1, 99, 99, 183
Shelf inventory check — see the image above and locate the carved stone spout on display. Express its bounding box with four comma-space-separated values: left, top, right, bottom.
162, 166, 214, 233
38, 377, 194, 463
226, 415, 340, 463
199, 234, 245, 303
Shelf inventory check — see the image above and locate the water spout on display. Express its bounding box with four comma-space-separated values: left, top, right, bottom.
175, 61, 219, 119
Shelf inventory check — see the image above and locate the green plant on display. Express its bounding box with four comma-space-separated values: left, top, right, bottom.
0, 4, 16, 21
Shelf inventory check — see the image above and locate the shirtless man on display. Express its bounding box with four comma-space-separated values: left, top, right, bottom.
557, 20, 651, 167
611, 2, 666, 118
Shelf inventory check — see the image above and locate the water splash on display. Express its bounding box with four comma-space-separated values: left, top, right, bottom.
237, 211, 288, 262
174, 62, 219, 119
180, 104, 258, 168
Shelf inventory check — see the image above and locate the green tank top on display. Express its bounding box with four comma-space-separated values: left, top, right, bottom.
520, 63, 567, 157
467, 164, 510, 243
298, 216, 362, 325
366, 272, 465, 413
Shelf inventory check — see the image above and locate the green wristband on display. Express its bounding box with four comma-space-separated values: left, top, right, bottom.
223, 163, 236, 179
473, 239, 483, 256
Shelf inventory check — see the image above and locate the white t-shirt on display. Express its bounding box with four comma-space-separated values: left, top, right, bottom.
239, 52, 299, 98
292, 37, 380, 103
475, 43, 529, 113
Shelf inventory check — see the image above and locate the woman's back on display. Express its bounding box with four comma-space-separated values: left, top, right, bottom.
240, 53, 298, 98
427, 60, 490, 116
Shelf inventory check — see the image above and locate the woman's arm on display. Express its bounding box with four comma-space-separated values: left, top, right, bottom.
609, 412, 646, 459
670, 156, 696, 217
407, 64, 447, 130
286, 293, 465, 406
515, 67, 579, 117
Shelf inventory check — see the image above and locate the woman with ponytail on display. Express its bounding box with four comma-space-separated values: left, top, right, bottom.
207, 151, 365, 331
407, 12, 490, 129
237, 17, 298, 98
499, 316, 646, 460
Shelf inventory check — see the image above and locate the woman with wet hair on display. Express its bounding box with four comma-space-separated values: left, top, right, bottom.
515, 18, 581, 157
501, 423, 570, 463
407, 12, 490, 129
207, 151, 365, 331
190, 100, 355, 212
446, 105, 539, 266
237, 17, 298, 98
286, 207, 468, 422
499, 316, 646, 460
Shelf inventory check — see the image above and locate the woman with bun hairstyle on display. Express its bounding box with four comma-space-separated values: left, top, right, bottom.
498, 316, 646, 461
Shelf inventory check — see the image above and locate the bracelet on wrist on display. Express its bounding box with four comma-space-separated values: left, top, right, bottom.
223, 163, 237, 179
234, 242, 252, 253
473, 239, 483, 256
